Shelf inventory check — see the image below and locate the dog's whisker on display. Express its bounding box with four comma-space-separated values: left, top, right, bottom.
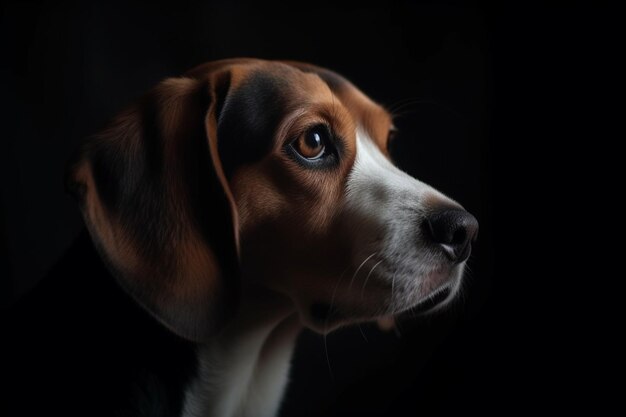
385, 97, 427, 114
392, 272, 400, 333
360, 259, 383, 299
323, 332, 333, 381
386, 98, 467, 122
387, 99, 437, 118
393, 315, 404, 338
322, 267, 349, 381
393, 324, 403, 338
391, 272, 396, 312
348, 252, 378, 290
357, 324, 369, 343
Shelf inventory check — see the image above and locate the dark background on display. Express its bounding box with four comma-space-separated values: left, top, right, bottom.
1, 1, 623, 415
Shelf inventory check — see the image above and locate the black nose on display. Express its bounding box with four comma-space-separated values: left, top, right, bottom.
424, 208, 478, 263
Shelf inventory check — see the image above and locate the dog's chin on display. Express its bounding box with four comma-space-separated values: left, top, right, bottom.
400, 263, 465, 316
402, 284, 454, 315
299, 264, 465, 334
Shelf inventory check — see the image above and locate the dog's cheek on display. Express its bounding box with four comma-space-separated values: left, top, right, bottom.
230, 151, 354, 307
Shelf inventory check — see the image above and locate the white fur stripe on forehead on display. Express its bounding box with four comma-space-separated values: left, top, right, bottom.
348, 128, 427, 198
346, 127, 458, 210
354, 127, 419, 184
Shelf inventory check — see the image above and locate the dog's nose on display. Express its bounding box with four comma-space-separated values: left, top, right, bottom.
424, 208, 478, 263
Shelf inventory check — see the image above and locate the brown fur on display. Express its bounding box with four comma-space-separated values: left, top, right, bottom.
67, 59, 395, 342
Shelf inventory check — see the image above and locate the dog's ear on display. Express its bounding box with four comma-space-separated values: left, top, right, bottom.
66, 72, 239, 342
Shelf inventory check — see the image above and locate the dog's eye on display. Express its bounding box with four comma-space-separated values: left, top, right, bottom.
286, 124, 340, 169
293, 126, 328, 160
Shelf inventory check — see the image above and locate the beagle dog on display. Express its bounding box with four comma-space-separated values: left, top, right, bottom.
61, 58, 477, 417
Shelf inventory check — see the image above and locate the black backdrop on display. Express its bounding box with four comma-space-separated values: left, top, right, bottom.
1, 1, 624, 415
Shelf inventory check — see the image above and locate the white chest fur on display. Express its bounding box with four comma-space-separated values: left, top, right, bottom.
182, 294, 301, 417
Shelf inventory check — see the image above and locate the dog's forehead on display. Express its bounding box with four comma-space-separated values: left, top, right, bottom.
191, 60, 392, 177
232, 63, 333, 107
282, 62, 392, 149
188, 59, 391, 139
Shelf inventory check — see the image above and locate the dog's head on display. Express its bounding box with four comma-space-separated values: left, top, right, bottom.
67, 59, 477, 341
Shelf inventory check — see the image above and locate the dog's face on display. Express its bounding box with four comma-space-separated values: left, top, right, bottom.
68, 59, 477, 340
207, 61, 478, 332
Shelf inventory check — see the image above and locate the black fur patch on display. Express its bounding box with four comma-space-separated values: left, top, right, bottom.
1, 231, 198, 416
216, 70, 288, 178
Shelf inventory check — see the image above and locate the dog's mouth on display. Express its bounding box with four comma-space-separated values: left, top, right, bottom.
306, 285, 453, 332
302, 263, 463, 333
409, 285, 452, 315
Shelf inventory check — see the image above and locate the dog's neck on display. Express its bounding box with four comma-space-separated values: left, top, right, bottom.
182, 286, 301, 417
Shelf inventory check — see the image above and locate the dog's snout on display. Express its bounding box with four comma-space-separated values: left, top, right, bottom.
423, 208, 478, 263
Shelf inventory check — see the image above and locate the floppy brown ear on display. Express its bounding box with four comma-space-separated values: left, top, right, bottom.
66, 74, 239, 342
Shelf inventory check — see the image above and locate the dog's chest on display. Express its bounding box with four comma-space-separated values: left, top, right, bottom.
182, 315, 300, 417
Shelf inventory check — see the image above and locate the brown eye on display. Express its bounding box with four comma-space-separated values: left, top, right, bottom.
293, 127, 328, 160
